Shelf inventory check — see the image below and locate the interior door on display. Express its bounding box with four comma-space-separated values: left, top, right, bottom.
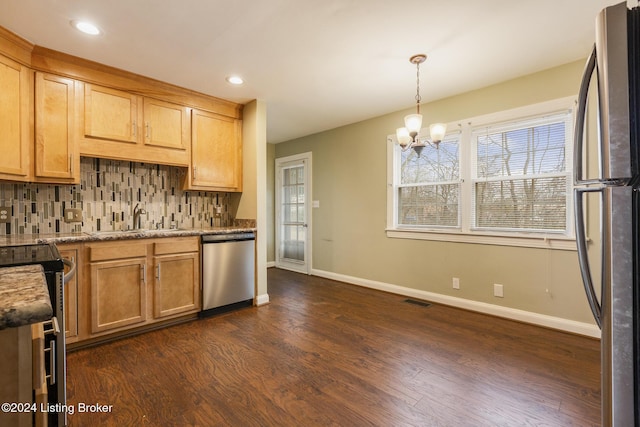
276, 153, 311, 274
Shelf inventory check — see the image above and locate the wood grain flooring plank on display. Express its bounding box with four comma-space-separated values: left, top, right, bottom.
66, 268, 600, 426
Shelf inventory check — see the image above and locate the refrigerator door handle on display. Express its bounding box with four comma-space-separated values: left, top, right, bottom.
573, 44, 599, 186
574, 187, 603, 328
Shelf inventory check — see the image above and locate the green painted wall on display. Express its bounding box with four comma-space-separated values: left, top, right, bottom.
272, 59, 597, 324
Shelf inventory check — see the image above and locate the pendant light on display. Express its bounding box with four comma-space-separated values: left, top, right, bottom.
395, 54, 446, 156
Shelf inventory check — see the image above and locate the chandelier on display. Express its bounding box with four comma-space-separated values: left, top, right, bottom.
395, 54, 447, 156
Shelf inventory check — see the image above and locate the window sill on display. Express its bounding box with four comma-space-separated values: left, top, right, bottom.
386, 228, 577, 250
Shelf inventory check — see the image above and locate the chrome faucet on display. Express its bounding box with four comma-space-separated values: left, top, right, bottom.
133, 203, 147, 230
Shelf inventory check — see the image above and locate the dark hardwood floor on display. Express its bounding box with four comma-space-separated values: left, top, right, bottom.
66, 268, 601, 426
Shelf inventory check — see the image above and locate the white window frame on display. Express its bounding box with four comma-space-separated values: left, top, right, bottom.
395, 131, 462, 229
386, 96, 577, 250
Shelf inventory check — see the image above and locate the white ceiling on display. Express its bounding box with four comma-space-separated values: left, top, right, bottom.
0, 0, 628, 143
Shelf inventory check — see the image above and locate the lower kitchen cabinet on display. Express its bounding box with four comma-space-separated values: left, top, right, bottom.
57, 244, 79, 343
90, 257, 148, 333
88, 241, 148, 334
0, 323, 46, 427
71, 236, 201, 345
152, 239, 200, 318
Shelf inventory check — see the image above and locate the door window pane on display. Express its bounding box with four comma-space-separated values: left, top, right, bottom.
280, 165, 305, 262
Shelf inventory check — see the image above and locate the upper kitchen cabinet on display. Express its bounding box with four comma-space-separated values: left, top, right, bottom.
143, 97, 189, 151
0, 27, 243, 180
0, 53, 31, 182
78, 83, 190, 166
34, 72, 79, 183
186, 109, 242, 192
83, 83, 138, 144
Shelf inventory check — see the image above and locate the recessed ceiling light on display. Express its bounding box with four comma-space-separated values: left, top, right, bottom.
71, 20, 101, 35
226, 75, 244, 85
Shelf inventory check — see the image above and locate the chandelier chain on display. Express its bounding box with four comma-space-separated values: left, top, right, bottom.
415, 61, 421, 114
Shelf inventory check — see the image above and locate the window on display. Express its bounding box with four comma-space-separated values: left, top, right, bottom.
471, 113, 571, 232
387, 97, 576, 249
397, 133, 461, 227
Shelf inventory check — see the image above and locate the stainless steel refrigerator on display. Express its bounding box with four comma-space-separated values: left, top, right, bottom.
574, 2, 640, 426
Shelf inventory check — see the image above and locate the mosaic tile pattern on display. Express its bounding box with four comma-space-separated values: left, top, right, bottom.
0, 158, 232, 235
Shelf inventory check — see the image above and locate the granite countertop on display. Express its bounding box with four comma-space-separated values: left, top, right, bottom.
0, 226, 255, 328
0, 264, 53, 329
0, 226, 257, 246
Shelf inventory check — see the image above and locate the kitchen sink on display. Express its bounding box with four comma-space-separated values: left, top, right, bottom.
90, 229, 147, 235
89, 228, 189, 237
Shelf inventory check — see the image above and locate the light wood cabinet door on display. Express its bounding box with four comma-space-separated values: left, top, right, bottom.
79, 84, 190, 166
0, 326, 33, 427
0, 54, 31, 181
34, 72, 78, 182
153, 252, 199, 318
58, 246, 79, 343
143, 97, 188, 151
83, 83, 139, 144
188, 109, 242, 191
90, 258, 147, 333
71, 238, 201, 345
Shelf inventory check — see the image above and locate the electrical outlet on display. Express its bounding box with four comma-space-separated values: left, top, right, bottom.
0, 207, 10, 223
452, 277, 460, 289
494, 283, 504, 298
64, 208, 83, 223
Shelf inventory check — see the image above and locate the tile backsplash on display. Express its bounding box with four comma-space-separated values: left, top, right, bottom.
0, 158, 233, 235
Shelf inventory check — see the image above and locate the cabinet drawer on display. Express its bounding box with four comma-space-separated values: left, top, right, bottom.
154, 238, 199, 255
89, 243, 147, 262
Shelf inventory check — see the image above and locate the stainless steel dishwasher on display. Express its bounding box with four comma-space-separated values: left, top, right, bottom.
200, 232, 255, 317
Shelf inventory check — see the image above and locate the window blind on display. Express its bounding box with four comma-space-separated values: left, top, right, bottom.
470, 111, 571, 232
398, 132, 460, 227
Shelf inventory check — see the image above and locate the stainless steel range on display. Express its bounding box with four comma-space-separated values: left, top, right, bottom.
0, 243, 73, 427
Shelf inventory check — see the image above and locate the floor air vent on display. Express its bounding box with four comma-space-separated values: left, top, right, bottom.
404, 299, 432, 307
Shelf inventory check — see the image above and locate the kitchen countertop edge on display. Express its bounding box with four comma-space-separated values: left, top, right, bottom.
0, 227, 257, 246
0, 265, 53, 330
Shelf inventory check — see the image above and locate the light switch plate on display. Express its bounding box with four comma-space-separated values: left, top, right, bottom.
64, 208, 83, 223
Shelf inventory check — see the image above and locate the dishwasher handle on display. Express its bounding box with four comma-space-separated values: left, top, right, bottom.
201, 233, 255, 243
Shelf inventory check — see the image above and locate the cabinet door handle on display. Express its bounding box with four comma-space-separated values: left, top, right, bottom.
146, 122, 150, 139
69, 155, 72, 174
141, 264, 146, 284
132, 120, 137, 138
193, 167, 197, 180
156, 265, 161, 281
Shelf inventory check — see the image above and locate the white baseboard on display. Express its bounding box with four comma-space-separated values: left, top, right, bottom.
266, 261, 276, 268
310, 268, 600, 339
256, 293, 270, 306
